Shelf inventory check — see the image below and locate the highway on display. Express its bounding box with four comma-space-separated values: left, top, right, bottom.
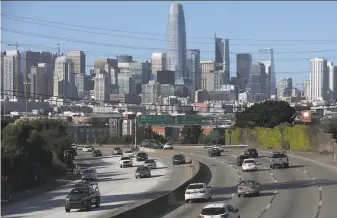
1, 149, 191, 218
162, 147, 337, 218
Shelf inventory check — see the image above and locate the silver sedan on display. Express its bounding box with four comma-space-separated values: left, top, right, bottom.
237, 180, 260, 197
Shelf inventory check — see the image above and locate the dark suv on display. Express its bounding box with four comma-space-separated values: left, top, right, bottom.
92, 150, 102, 157
208, 148, 221, 157
236, 154, 249, 166
172, 154, 186, 165
65, 182, 101, 212
244, 148, 259, 158
136, 152, 148, 161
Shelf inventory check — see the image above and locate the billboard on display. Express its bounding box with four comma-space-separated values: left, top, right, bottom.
301, 110, 312, 122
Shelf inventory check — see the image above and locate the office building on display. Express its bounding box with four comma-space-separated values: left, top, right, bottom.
304, 80, 311, 100
53, 55, 76, 99
117, 55, 133, 64
151, 53, 167, 74
310, 57, 329, 101
277, 78, 292, 98
157, 70, 175, 85
3, 50, 21, 98
67, 51, 86, 74
94, 73, 111, 102
142, 81, 160, 104
257, 48, 275, 96
200, 60, 215, 90
186, 49, 201, 89
250, 61, 266, 94
75, 73, 85, 98
167, 2, 187, 79
118, 76, 135, 94
236, 53, 252, 91
215, 37, 230, 84
93, 58, 118, 74
40, 52, 56, 96
21, 51, 41, 96
29, 63, 47, 99
328, 62, 337, 99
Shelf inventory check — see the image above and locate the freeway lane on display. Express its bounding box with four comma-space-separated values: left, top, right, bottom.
162, 149, 275, 218
1, 150, 190, 218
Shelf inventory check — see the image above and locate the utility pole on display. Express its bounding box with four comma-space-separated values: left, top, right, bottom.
23, 81, 30, 117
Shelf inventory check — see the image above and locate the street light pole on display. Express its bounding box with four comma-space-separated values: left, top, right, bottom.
134, 117, 137, 149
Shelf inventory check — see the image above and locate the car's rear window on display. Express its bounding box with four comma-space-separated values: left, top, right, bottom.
83, 170, 94, 174
138, 153, 147, 156
187, 184, 204, 189
174, 155, 184, 159
272, 153, 287, 158
248, 149, 257, 153
137, 167, 147, 171
70, 189, 89, 195
145, 159, 155, 163
239, 155, 248, 160
244, 160, 255, 164
121, 157, 130, 160
125, 151, 132, 153
201, 207, 226, 215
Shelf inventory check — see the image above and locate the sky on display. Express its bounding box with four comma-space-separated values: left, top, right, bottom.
2, 1, 337, 86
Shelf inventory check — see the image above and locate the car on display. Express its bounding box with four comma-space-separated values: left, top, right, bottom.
123, 150, 134, 157
112, 147, 123, 155
269, 151, 289, 169
172, 154, 186, 165
242, 158, 257, 172
64, 182, 101, 212
244, 148, 259, 158
236, 154, 249, 166
208, 148, 221, 157
237, 180, 260, 197
92, 150, 102, 157
81, 169, 98, 181
185, 183, 212, 203
83, 146, 93, 152
153, 143, 164, 149
199, 203, 240, 218
163, 143, 174, 150
136, 152, 148, 161
120, 156, 133, 168
212, 145, 224, 152
144, 159, 157, 169
135, 166, 151, 179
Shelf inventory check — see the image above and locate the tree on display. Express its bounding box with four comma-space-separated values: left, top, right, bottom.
235, 100, 296, 128
181, 125, 203, 144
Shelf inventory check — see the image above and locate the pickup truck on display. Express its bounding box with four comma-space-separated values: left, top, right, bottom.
269, 152, 289, 169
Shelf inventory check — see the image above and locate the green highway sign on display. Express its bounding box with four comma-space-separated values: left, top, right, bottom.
175, 115, 202, 125
137, 115, 174, 125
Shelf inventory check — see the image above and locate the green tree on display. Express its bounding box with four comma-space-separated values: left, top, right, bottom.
235, 100, 296, 128
181, 125, 203, 144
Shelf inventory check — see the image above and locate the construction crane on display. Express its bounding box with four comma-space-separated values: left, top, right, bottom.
7, 42, 19, 51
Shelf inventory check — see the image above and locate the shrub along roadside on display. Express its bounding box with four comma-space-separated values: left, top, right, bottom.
1, 118, 73, 194
225, 125, 318, 152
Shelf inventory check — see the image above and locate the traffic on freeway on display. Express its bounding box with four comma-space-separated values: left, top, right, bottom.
162, 147, 337, 218
1, 148, 191, 218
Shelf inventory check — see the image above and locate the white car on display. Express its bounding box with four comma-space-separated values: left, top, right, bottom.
144, 159, 157, 169
120, 156, 133, 168
82, 146, 93, 152
242, 158, 257, 172
199, 203, 240, 218
123, 150, 134, 157
185, 183, 211, 203
163, 143, 173, 150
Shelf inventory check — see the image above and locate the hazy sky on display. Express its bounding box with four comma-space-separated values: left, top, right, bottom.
2, 1, 337, 85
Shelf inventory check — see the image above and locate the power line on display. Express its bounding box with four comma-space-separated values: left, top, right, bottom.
0, 56, 319, 75
3, 13, 337, 43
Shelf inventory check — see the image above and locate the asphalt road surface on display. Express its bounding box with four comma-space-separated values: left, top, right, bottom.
1, 150, 191, 218
162, 147, 337, 218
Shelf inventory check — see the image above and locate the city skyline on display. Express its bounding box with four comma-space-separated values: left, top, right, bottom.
2, 1, 337, 85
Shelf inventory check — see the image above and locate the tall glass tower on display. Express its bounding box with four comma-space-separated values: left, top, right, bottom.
167, 2, 187, 80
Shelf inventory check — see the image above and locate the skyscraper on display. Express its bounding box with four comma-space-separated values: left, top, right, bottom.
186, 49, 201, 90
310, 57, 328, 101
167, 2, 187, 80
3, 50, 21, 99
236, 53, 252, 91
257, 48, 275, 97
151, 53, 167, 74
215, 37, 230, 83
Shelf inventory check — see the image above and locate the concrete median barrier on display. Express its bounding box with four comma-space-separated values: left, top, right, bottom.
108, 150, 208, 218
